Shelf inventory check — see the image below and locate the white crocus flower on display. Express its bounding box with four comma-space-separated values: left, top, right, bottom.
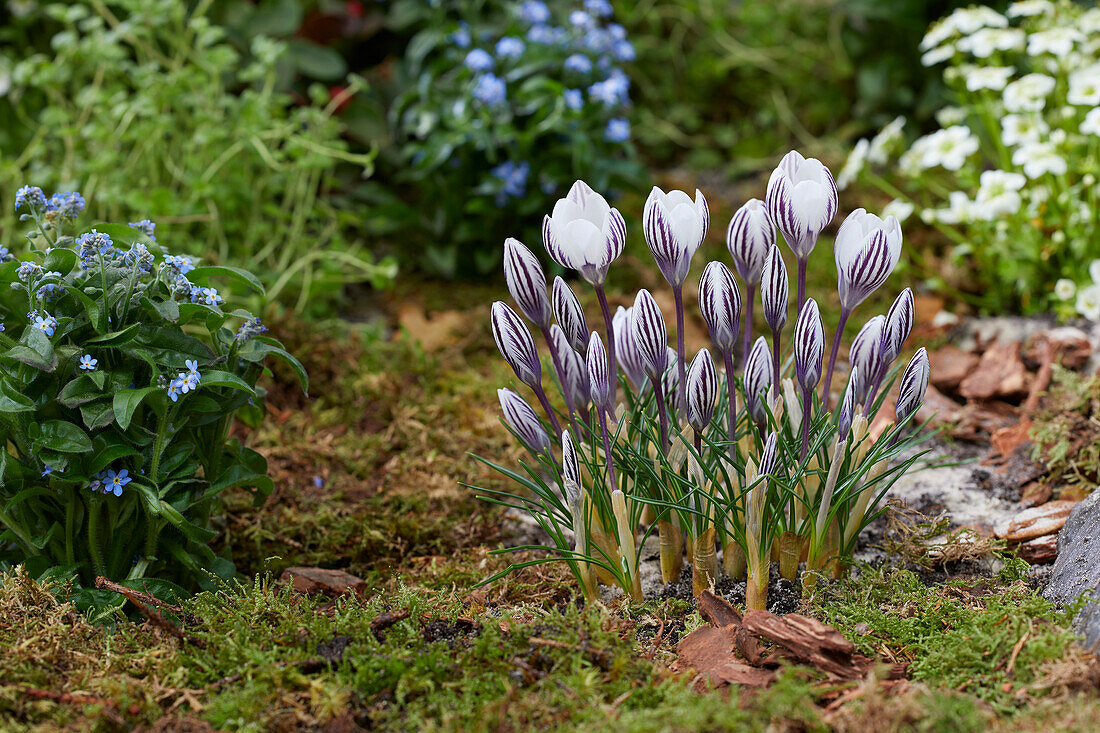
1082, 108, 1100, 136
1001, 114, 1048, 147
643, 186, 709, 288
1027, 27, 1085, 57
542, 180, 626, 286
834, 209, 903, 311
1003, 73, 1056, 112
1007, 0, 1053, 18
1055, 279, 1077, 301
1068, 66, 1100, 106
837, 139, 869, 190
882, 199, 915, 223
964, 65, 1014, 91
1076, 283, 1100, 322
1012, 142, 1068, 178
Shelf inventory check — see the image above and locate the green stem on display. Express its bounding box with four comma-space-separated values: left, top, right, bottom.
87, 495, 107, 578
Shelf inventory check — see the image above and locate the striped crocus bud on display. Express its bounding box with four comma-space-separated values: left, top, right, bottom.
744, 336, 773, 426
794, 298, 824, 393
613, 306, 647, 391
550, 325, 589, 411
881, 287, 914, 367
760, 246, 789, 333
838, 368, 857, 441
552, 276, 589, 353
586, 332, 612, 414
498, 388, 550, 455
834, 209, 903, 311
698, 261, 741, 355
562, 429, 581, 489
492, 301, 542, 389
896, 347, 930, 422
662, 347, 685, 416
686, 348, 718, 431
543, 180, 627, 286
757, 431, 778, 478
630, 289, 668, 381
726, 198, 774, 288
503, 237, 550, 329
765, 150, 838, 259
849, 315, 884, 405
643, 187, 709, 288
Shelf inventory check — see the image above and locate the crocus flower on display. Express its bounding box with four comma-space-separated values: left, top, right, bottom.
643, 186, 709, 289
760, 246, 789, 386
686, 348, 718, 433
896, 347, 930, 422
744, 336, 773, 429
794, 298, 824, 394
612, 306, 646, 391
543, 181, 626, 287
766, 150, 838, 313
881, 288, 914, 368
698, 261, 741, 356
551, 276, 588, 353
848, 315, 885, 407
491, 301, 542, 389
586, 332, 612, 414
834, 209, 903, 311
727, 199, 774, 362
504, 237, 551, 330
499, 388, 551, 456
562, 428, 581, 489
630, 289, 667, 381
550, 326, 590, 416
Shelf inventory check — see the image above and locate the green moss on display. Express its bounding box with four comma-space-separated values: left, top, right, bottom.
811, 565, 1078, 713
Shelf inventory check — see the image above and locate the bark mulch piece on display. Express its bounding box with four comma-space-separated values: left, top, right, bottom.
280, 567, 367, 597
674, 592, 907, 689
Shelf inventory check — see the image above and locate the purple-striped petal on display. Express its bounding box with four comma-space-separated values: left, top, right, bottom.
552, 276, 589, 353
562, 428, 581, 489
643, 187, 708, 287
725, 198, 775, 287
492, 301, 542, 389
744, 336, 773, 426
586, 332, 612, 413
543, 181, 625, 286
698, 261, 741, 355
661, 347, 685, 417
760, 246, 789, 333
630, 289, 668, 381
503, 237, 551, 329
613, 306, 647, 391
882, 288, 914, 368
686, 348, 718, 431
765, 150, 838, 259
794, 297, 824, 392
758, 431, 778, 478
834, 209, 903, 310
499, 387, 550, 455
550, 325, 589, 411
848, 315, 884, 405
895, 347, 930, 422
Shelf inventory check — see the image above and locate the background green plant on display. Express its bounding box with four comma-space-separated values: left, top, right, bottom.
0, 0, 395, 314
0, 193, 305, 600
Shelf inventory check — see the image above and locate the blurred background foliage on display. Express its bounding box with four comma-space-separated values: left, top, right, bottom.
0, 0, 1001, 292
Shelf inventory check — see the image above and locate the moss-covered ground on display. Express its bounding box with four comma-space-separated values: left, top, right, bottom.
2, 276, 1098, 731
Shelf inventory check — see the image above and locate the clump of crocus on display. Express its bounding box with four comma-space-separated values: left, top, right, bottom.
476, 152, 932, 610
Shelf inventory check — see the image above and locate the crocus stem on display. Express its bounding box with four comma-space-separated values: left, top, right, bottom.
797, 257, 807, 317
673, 285, 687, 418
540, 325, 583, 439
533, 384, 563, 437
865, 365, 886, 413
770, 327, 782, 392
800, 387, 812, 461
820, 307, 851, 410
598, 409, 618, 493
722, 351, 738, 457
741, 285, 756, 367
594, 284, 617, 405
653, 378, 671, 456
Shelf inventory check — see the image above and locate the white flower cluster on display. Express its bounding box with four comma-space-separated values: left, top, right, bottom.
842, 0, 1100, 314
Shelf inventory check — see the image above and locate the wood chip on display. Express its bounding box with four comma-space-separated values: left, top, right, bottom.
674, 626, 775, 688
991, 418, 1033, 460
994, 500, 1080, 542
929, 345, 980, 392
958, 341, 1031, 401
280, 567, 367, 596
1019, 481, 1053, 509
1017, 534, 1058, 564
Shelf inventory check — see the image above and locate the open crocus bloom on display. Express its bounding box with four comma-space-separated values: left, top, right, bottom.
543, 180, 626, 286
766, 150, 838, 259
643, 186, 709, 287
834, 209, 903, 310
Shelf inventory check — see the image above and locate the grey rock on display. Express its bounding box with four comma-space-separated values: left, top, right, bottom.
1043, 488, 1100, 652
